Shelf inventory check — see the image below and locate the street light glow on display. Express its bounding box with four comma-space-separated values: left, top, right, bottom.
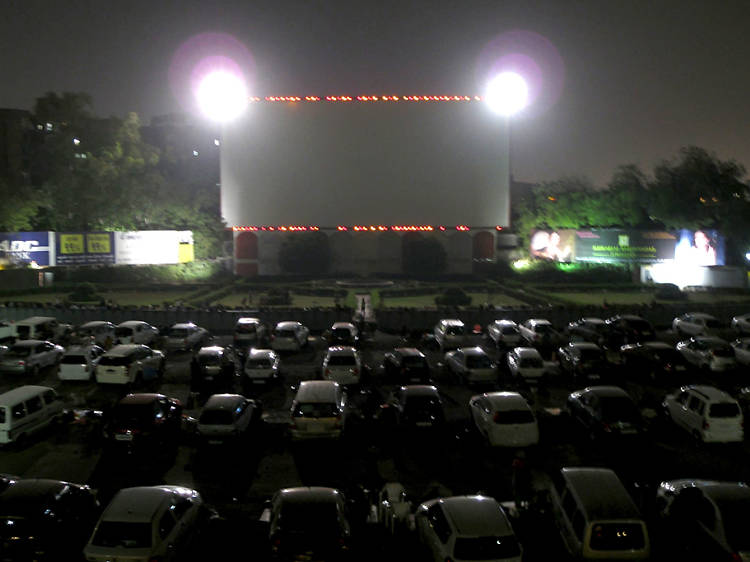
485, 72, 528, 116
196, 70, 248, 122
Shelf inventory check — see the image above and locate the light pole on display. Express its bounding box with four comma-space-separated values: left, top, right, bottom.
485, 72, 528, 229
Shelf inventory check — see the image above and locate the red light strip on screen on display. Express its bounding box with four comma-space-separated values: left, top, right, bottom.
248, 95, 482, 103
232, 225, 489, 232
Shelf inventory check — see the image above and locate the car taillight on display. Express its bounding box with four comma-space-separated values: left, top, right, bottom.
493, 412, 501, 422
325, 368, 331, 377
729, 553, 742, 562
339, 537, 349, 550
289, 421, 297, 429
601, 422, 612, 432
352, 368, 359, 375
703, 420, 710, 430
17, 360, 25, 366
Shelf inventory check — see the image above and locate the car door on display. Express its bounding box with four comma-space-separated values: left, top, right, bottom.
469, 396, 485, 433
423, 504, 451, 560
668, 391, 691, 429
685, 395, 705, 435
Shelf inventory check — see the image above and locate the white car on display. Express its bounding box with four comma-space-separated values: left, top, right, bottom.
676, 336, 737, 372
75, 321, 116, 346
415, 495, 522, 562
672, 312, 723, 337
322, 346, 363, 385
84, 485, 208, 562
444, 347, 496, 384
163, 322, 210, 352
233, 317, 267, 348
289, 380, 347, 441
327, 321, 360, 346
95, 344, 165, 385
376, 482, 413, 535
197, 394, 261, 445
486, 320, 522, 348
731, 313, 750, 335
58, 344, 105, 381
732, 338, 750, 366
115, 321, 160, 345
518, 318, 559, 346
469, 391, 539, 447
243, 348, 281, 385
434, 319, 466, 351
0, 340, 64, 375
662, 385, 743, 443
271, 321, 310, 352
506, 347, 545, 381
0, 320, 15, 343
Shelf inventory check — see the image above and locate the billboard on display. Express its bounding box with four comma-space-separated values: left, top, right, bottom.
530, 229, 725, 265
55, 232, 115, 265
114, 231, 194, 265
0, 232, 54, 266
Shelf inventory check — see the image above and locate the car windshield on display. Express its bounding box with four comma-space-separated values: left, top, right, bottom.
246, 359, 272, 369
705, 319, 721, 328
533, 324, 552, 333
580, 348, 604, 361
111, 403, 156, 430
114, 327, 133, 337
6, 347, 31, 358
494, 410, 535, 424
332, 328, 352, 339
275, 329, 295, 338
599, 397, 639, 422
501, 326, 519, 335
61, 354, 86, 364
446, 326, 464, 336
293, 403, 339, 418
589, 523, 645, 551
198, 355, 221, 366
167, 328, 189, 338
453, 535, 521, 559
714, 497, 750, 551
200, 409, 234, 425
235, 323, 256, 334
466, 355, 492, 368
279, 502, 340, 534
626, 319, 652, 332
520, 357, 543, 368
91, 521, 152, 548
709, 403, 741, 418
402, 355, 427, 368
328, 355, 356, 366
98, 355, 130, 366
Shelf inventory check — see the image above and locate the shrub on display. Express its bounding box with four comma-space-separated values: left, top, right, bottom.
68, 282, 100, 302
435, 287, 472, 306
259, 287, 292, 305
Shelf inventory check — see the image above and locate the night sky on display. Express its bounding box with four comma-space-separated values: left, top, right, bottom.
2, 0, 749, 186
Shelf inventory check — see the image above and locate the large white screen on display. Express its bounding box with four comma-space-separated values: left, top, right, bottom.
221, 102, 509, 227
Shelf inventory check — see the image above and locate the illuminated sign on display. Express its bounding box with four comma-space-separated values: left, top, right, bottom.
56, 232, 115, 265
114, 231, 194, 265
0, 232, 53, 266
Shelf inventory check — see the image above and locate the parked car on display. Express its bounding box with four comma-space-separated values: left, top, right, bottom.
103, 393, 183, 454
322, 346, 363, 386
382, 347, 431, 383
243, 348, 281, 387
731, 338, 750, 366
603, 315, 656, 348
519, 318, 562, 350
163, 322, 210, 352
0, 340, 64, 375
0, 477, 100, 561
415, 495, 522, 562
376, 482, 412, 535
655, 479, 750, 560
289, 380, 347, 441
264, 486, 351, 560
190, 345, 239, 395
444, 346, 497, 384
114, 320, 160, 345
619, 341, 689, 381
387, 385, 445, 430
486, 319, 522, 348
662, 385, 743, 443
469, 391, 539, 447
557, 342, 609, 382
74, 321, 115, 347
566, 317, 606, 344
433, 319, 466, 351
327, 322, 360, 346
95, 344, 165, 385
233, 317, 268, 349
566, 386, 643, 441
12, 317, 71, 343
0, 320, 14, 343
197, 394, 262, 446
58, 344, 105, 381
506, 347, 545, 382
84, 485, 209, 562
731, 313, 750, 335
676, 336, 737, 372
271, 321, 310, 352
673, 312, 723, 337
0, 386, 64, 446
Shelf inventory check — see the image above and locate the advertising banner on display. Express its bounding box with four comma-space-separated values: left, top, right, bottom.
55, 232, 115, 265
114, 231, 194, 265
0, 232, 53, 266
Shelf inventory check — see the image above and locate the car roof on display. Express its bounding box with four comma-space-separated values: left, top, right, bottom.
11, 340, 46, 347
439, 496, 512, 536
682, 312, 716, 319
331, 322, 356, 329
15, 316, 56, 325
394, 347, 424, 357
277, 486, 341, 503
566, 342, 602, 350
236, 317, 261, 324
0, 478, 80, 505
102, 486, 197, 522
400, 385, 439, 397
526, 318, 551, 325
512, 347, 542, 357
581, 386, 630, 398
197, 346, 225, 356
203, 394, 247, 410
247, 348, 276, 359
104, 344, 143, 356
63, 345, 100, 354
478, 391, 530, 409
0, 385, 54, 405
693, 336, 729, 345
118, 393, 167, 405
169, 322, 197, 329
275, 321, 302, 329
642, 341, 674, 349
457, 346, 487, 356
117, 320, 150, 327
561, 468, 642, 520
326, 346, 357, 355
439, 319, 464, 326
296, 380, 341, 401
492, 319, 517, 325
681, 385, 736, 401
79, 321, 113, 328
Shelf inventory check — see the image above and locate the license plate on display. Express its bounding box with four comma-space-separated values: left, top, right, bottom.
115, 433, 133, 441
208, 439, 222, 445
204, 375, 213, 381
416, 422, 432, 427
253, 379, 266, 384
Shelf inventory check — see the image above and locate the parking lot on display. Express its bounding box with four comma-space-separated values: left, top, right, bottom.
2, 316, 750, 560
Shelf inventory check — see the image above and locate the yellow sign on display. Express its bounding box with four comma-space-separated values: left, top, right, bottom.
87, 233, 111, 253
60, 234, 84, 254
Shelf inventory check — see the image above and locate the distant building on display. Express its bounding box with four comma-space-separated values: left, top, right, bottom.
0, 108, 34, 185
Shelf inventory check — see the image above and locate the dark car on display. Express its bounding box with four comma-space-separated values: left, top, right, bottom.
603, 315, 656, 348
0, 478, 100, 561
387, 385, 446, 431
104, 393, 183, 455
620, 341, 689, 381
327, 322, 360, 347
266, 486, 351, 561
566, 386, 643, 441
557, 342, 610, 382
382, 347, 431, 383
566, 317, 607, 345
190, 345, 239, 395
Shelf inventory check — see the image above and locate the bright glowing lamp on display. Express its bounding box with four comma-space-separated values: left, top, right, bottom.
485, 72, 528, 116
196, 70, 248, 122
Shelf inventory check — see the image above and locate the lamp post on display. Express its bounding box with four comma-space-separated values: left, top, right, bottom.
485, 72, 528, 229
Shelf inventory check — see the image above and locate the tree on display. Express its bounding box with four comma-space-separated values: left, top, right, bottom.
402, 237, 447, 277
278, 233, 331, 275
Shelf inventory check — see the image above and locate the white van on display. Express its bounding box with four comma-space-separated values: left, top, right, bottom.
0, 385, 64, 445
13, 317, 70, 342
433, 319, 466, 351
550, 467, 650, 561
289, 380, 346, 441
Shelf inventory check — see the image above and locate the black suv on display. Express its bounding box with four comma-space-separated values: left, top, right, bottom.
104, 393, 183, 455
190, 345, 239, 395
382, 348, 431, 383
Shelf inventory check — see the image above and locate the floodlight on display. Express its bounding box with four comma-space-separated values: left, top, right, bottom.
485, 72, 528, 116
196, 70, 248, 122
